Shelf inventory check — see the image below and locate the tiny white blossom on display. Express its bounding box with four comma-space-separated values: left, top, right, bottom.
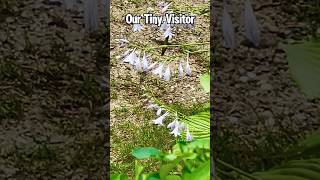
119, 38, 129, 48
170, 121, 181, 137
222, 1, 236, 49
185, 59, 192, 76
178, 61, 184, 78
119, 50, 131, 60
153, 112, 169, 126
244, 0, 260, 47
156, 108, 162, 116
147, 104, 158, 109
167, 119, 178, 130
133, 24, 142, 32
134, 55, 142, 71
123, 51, 137, 65
148, 63, 157, 71
152, 63, 164, 78
142, 53, 149, 71
186, 126, 193, 141
163, 65, 171, 81
160, 21, 169, 32
158, 2, 171, 13
164, 27, 173, 40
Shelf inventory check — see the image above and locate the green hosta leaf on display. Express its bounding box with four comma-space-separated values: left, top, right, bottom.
160, 161, 180, 179
199, 73, 210, 93
164, 154, 178, 161
132, 147, 161, 160
286, 129, 320, 158
188, 138, 210, 150
296, 129, 320, 156
280, 40, 320, 98
142, 173, 160, 180
188, 160, 210, 180
252, 159, 320, 180
111, 174, 128, 180
182, 111, 210, 139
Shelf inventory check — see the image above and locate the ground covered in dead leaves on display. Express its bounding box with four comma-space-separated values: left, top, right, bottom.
213, 0, 320, 172
0, 0, 107, 178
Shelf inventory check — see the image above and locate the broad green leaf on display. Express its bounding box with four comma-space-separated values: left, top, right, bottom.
181, 111, 210, 139
160, 161, 180, 179
199, 74, 210, 93
164, 154, 177, 161
252, 159, 320, 180
188, 160, 210, 180
132, 147, 161, 160
111, 174, 128, 180
188, 138, 210, 150
285, 129, 320, 158
280, 41, 320, 98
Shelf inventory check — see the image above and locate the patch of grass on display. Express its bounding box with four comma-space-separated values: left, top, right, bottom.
111, 120, 174, 175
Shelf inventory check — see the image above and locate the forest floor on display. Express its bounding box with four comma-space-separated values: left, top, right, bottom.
213, 0, 320, 172
0, 0, 107, 178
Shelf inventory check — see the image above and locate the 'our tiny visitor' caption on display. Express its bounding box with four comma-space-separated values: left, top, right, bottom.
125, 13, 196, 26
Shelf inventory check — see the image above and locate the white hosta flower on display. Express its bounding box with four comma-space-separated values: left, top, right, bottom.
185, 59, 192, 76
153, 112, 169, 126
167, 119, 179, 130
152, 63, 164, 78
186, 126, 193, 141
163, 65, 171, 81
119, 38, 129, 48
222, 1, 236, 49
178, 61, 184, 78
244, 0, 260, 47
164, 27, 173, 40
118, 50, 131, 60
133, 24, 142, 32
123, 51, 137, 65
84, 0, 98, 32
148, 63, 157, 71
160, 21, 169, 32
158, 2, 171, 13
156, 108, 162, 116
142, 53, 149, 71
134, 55, 142, 71
170, 121, 181, 137
147, 104, 158, 109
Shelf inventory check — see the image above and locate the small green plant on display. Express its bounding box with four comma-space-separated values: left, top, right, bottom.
111, 138, 210, 180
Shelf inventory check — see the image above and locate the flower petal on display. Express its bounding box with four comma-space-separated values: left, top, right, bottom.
222, 1, 236, 49
163, 65, 171, 81
156, 108, 162, 116
178, 61, 184, 78
185, 59, 192, 76
244, 0, 260, 47
152, 112, 169, 126
133, 24, 142, 32
186, 126, 193, 141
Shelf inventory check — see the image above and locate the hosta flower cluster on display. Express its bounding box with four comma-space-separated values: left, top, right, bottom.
121, 49, 192, 81
116, 1, 194, 81
222, 0, 260, 48
146, 100, 193, 141
115, 1, 199, 141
